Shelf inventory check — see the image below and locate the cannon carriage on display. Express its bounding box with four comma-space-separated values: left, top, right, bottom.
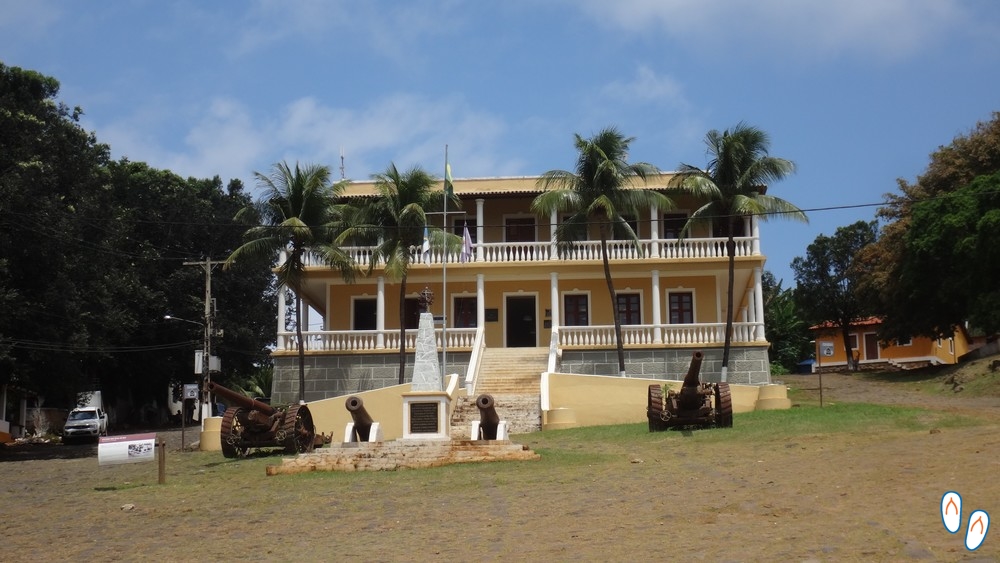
208, 381, 317, 458
647, 351, 733, 431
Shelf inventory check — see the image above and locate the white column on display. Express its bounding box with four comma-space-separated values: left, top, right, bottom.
377, 276, 386, 348
651, 269, 662, 344
649, 204, 660, 259
754, 266, 766, 341
476, 274, 485, 329
277, 251, 287, 349
751, 215, 760, 255
476, 198, 485, 261
549, 272, 560, 331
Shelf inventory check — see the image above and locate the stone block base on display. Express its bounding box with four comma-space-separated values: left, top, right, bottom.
266, 440, 539, 475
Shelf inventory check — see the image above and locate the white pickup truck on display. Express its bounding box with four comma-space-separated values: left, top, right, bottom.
62, 406, 109, 443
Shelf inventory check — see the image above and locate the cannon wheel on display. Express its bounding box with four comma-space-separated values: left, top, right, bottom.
220, 406, 250, 458
714, 383, 733, 428
282, 404, 316, 454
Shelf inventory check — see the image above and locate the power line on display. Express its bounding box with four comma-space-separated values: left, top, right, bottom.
2, 337, 198, 353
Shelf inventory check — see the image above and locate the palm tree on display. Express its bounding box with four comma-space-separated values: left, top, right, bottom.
224, 161, 355, 403
340, 163, 455, 384
673, 123, 806, 380
532, 127, 673, 376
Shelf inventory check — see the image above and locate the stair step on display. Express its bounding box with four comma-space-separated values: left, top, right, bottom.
454, 347, 548, 435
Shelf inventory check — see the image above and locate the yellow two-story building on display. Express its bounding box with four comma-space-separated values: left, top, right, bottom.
269, 173, 773, 405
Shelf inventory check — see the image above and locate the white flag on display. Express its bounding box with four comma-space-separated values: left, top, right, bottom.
461, 224, 473, 263
422, 226, 431, 264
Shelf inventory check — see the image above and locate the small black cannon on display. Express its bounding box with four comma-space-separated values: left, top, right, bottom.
647, 351, 733, 431
345, 395, 378, 442
474, 394, 503, 440
209, 381, 316, 458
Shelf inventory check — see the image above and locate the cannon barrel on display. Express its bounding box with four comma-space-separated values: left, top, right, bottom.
207, 381, 276, 415
345, 396, 374, 441
476, 394, 500, 439
681, 351, 705, 388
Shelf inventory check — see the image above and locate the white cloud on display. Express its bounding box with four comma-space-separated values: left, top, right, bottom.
601, 65, 690, 109
96, 91, 520, 191
574, 0, 975, 62
228, 0, 356, 55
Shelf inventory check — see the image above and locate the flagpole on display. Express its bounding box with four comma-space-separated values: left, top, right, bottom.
441, 144, 448, 382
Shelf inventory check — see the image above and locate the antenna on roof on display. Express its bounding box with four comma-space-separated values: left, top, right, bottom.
339, 146, 346, 179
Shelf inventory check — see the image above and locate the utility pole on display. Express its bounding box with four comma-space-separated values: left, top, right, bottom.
184, 258, 225, 428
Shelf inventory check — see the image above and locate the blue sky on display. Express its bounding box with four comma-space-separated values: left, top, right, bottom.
3, 0, 999, 285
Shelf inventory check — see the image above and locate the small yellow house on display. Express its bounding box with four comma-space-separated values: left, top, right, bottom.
810, 317, 971, 371
269, 173, 775, 405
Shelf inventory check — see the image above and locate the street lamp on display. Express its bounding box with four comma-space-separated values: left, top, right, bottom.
164, 315, 212, 427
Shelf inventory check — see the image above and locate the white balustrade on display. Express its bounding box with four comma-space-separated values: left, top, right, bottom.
292, 237, 756, 268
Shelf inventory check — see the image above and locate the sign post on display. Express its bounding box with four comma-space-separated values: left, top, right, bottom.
819, 341, 834, 407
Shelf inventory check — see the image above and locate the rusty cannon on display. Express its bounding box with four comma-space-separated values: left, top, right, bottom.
646, 351, 733, 431
472, 394, 508, 440
208, 381, 317, 458
344, 395, 382, 443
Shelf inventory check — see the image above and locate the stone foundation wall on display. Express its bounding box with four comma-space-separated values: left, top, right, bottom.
272, 352, 472, 405
272, 347, 771, 404
558, 346, 772, 385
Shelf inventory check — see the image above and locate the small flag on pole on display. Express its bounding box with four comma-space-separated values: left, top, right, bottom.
445, 163, 454, 197
422, 226, 431, 264
461, 223, 473, 263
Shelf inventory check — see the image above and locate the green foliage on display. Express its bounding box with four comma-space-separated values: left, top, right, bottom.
0, 63, 275, 414
227, 161, 355, 402
674, 123, 804, 370
338, 162, 451, 384
761, 271, 811, 371
888, 172, 1000, 336
870, 112, 1000, 339
532, 127, 668, 374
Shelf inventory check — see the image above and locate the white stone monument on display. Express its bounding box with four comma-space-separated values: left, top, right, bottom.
402, 288, 451, 440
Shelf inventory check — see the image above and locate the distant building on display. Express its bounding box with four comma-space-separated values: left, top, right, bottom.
809, 317, 972, 371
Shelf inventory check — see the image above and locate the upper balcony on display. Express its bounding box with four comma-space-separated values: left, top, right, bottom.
301, 235, 759, 269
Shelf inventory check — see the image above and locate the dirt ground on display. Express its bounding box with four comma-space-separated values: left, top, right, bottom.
2, 370, 999, 562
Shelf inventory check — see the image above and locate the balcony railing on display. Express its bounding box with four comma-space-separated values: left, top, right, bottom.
276, 328, 479, 353
557, 322, 764, 347
275, 322, 764, 354
299, 236, 756, 267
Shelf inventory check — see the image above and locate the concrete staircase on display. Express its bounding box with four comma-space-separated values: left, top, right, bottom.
450, 347, 548, 438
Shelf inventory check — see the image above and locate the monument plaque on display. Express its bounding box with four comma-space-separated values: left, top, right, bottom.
409, 402, 439, 434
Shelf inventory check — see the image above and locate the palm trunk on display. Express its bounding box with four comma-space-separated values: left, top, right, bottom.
721, 236, 736, 382
295, 292, 306, 403
600, 226, 626, 376
398, 275, 407, 385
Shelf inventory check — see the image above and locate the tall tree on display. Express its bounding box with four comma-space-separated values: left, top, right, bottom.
791, 220, 878, 371
865, 113, 1000, 337
1, 62, 111, 402
532, 127, 671, 376
225, 162, 355, 403
673, 123, 805, 380
886, 172, 1000, 337
340, 163, 451, 384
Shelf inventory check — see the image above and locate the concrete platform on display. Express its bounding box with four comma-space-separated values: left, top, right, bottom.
266, 439, 539, 475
